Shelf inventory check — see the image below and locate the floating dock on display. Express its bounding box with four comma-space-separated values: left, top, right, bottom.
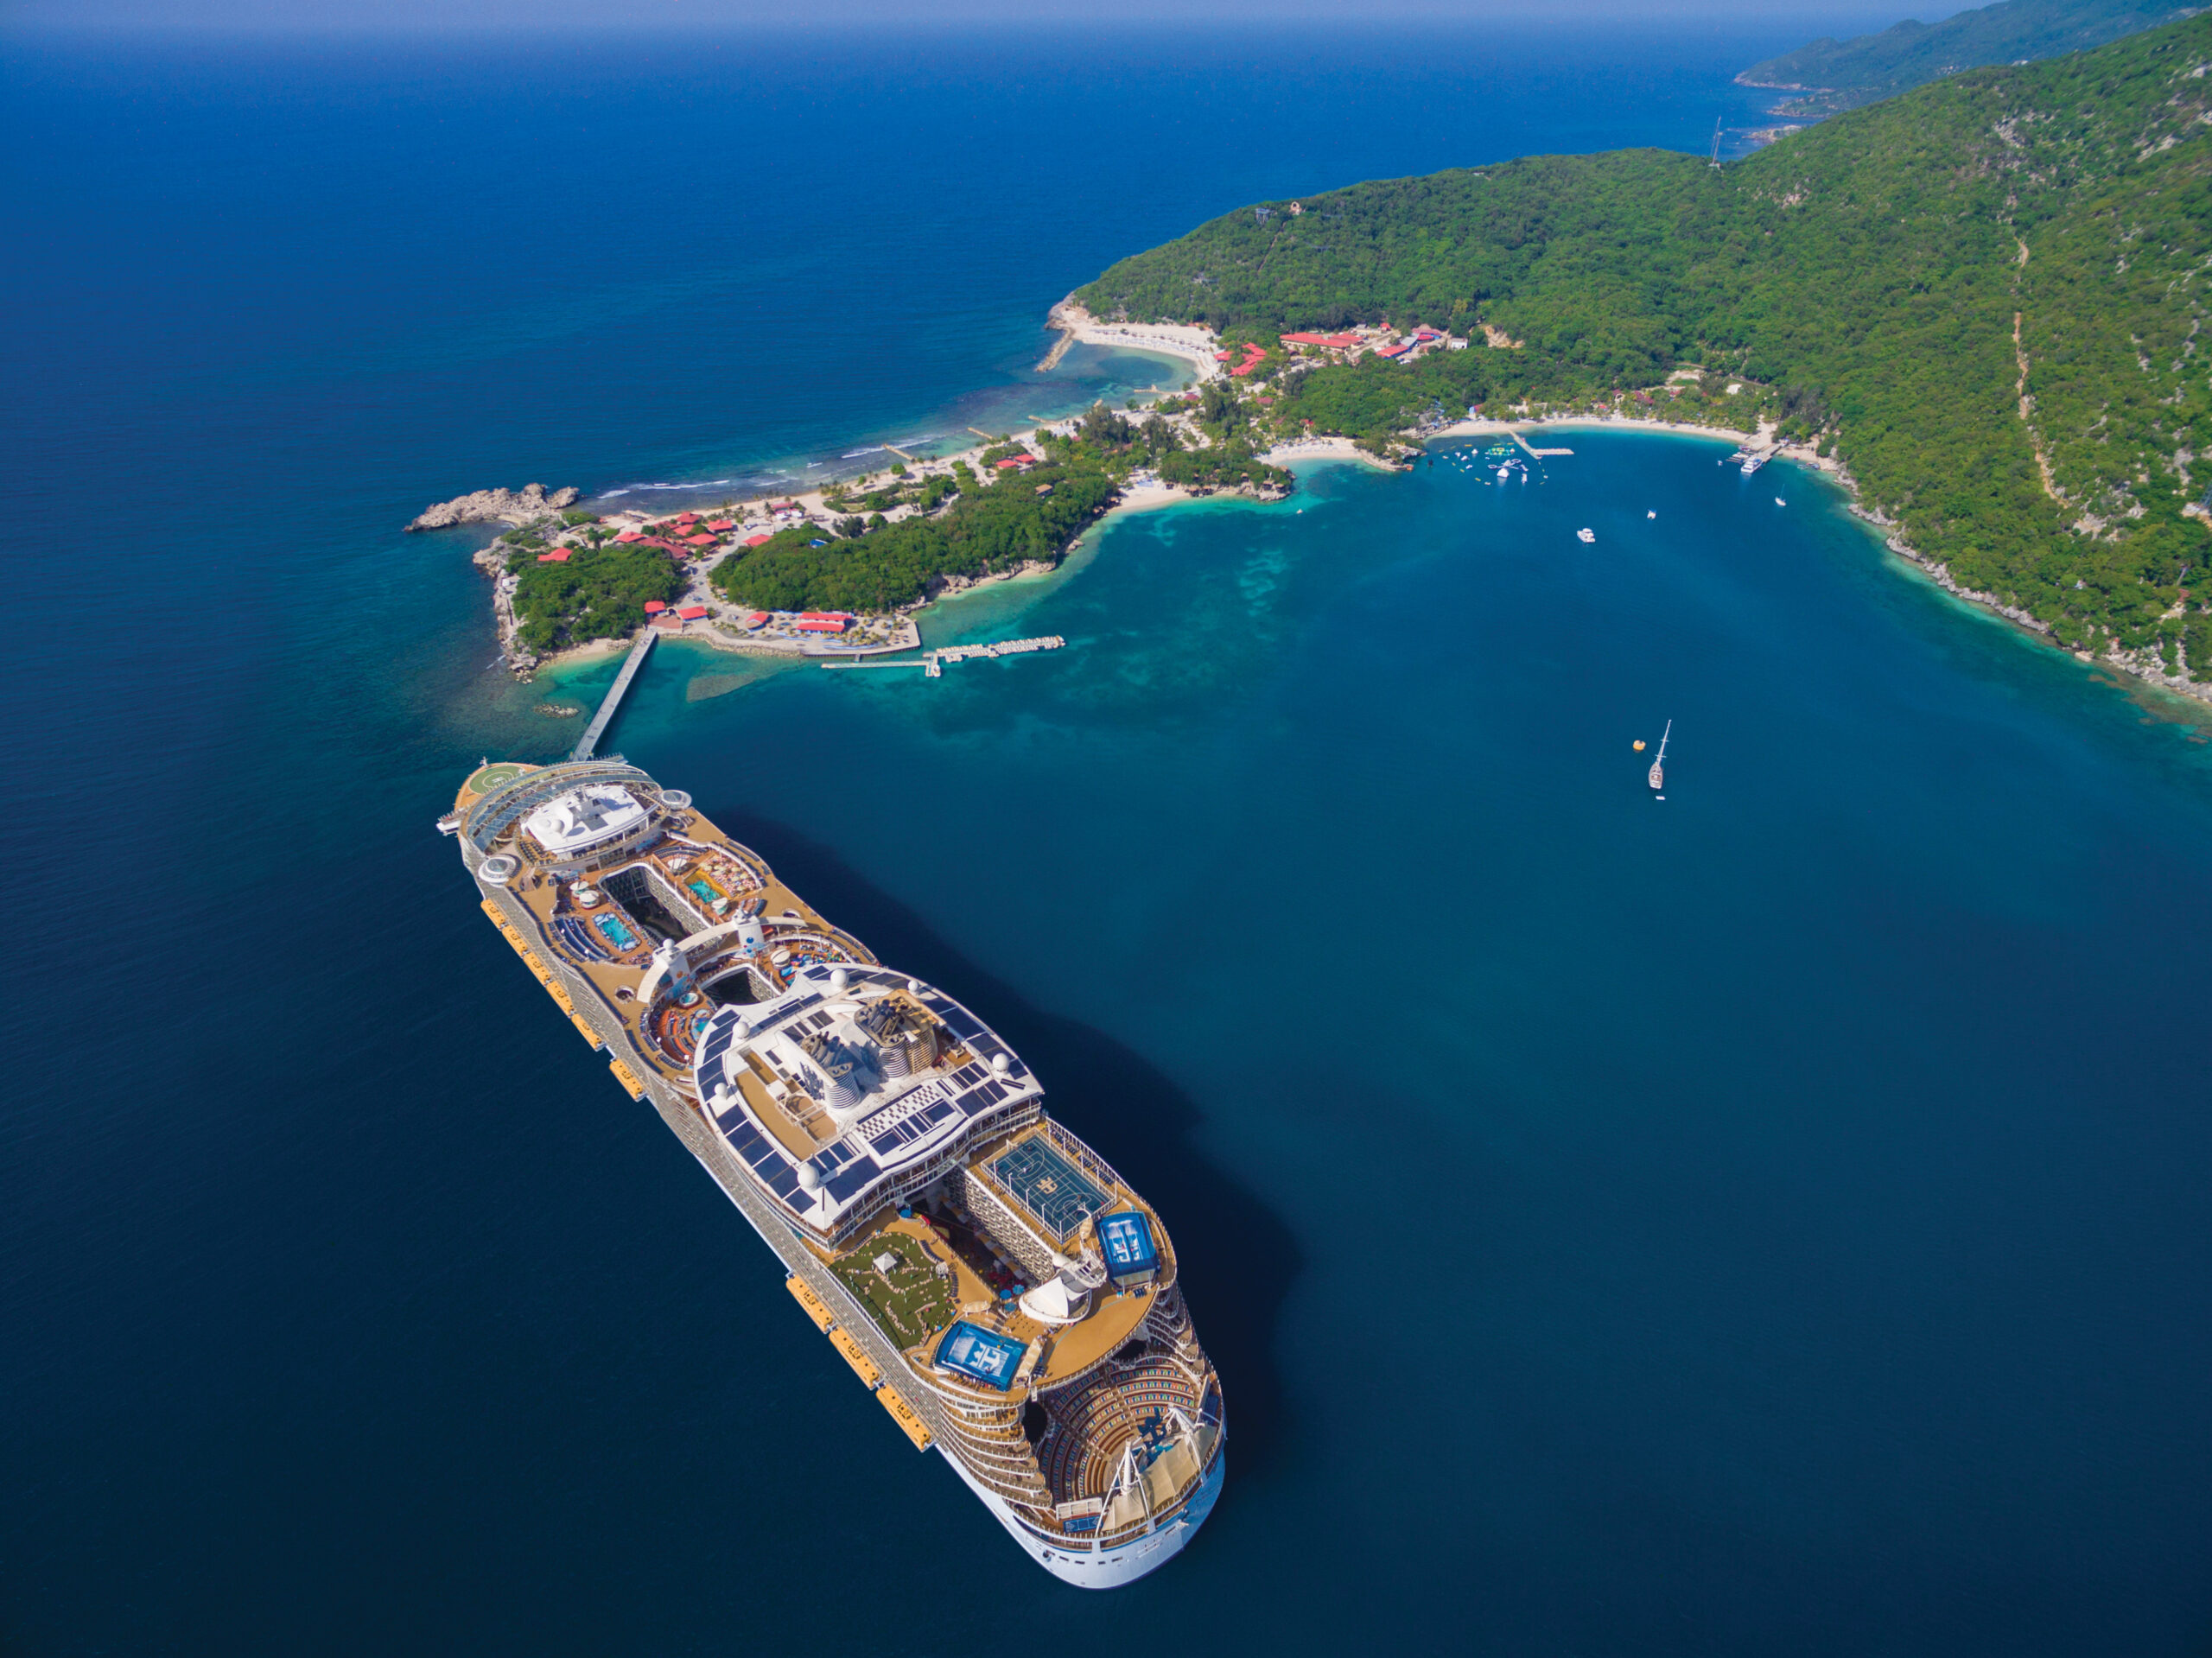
571, 627, 658, 761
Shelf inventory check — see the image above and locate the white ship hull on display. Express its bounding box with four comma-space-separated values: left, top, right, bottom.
944, 1434, 1227, 1589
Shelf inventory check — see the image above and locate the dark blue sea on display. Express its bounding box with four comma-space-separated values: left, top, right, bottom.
6, 23, 2211, 1655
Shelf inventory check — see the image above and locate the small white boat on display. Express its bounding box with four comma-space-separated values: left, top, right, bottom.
1648, 718, 1670, 791
1647, 510, 1656, 518
1577, 527, 1596, 543
1774, 496, 1786, 506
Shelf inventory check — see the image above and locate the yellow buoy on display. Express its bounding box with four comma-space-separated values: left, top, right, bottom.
1633, 740, 1647, 752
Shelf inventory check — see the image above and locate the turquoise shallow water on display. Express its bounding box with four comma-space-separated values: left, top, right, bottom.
5, 27, 2212, 1657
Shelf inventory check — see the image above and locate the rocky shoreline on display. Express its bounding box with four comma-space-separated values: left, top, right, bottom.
1851, 490, 2212, 708
406, 483, 579, 531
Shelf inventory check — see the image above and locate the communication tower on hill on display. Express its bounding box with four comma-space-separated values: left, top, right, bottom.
1710, 118, 1725, 168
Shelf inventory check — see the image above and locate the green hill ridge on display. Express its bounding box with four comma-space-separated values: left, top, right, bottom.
1739, 0, 2199, 117
1076, 16, 2212, 690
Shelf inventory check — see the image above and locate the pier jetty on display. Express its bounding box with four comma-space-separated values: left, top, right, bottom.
820, 635, 1067, 680
1510, 430, 1575, 460
572, 627, 658, 760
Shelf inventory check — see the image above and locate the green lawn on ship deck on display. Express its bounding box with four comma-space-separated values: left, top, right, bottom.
832, 1232, 957, 1350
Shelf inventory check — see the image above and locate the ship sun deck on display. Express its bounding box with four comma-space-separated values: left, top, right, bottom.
823, 1193, 1159, 1391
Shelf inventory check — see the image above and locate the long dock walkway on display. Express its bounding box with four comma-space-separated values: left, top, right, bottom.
820, 635, 1065, 681
572, 627, 658, 760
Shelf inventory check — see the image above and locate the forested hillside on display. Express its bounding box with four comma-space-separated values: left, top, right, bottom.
1739, 0, 2197, 116
1077, 17, 2212, 683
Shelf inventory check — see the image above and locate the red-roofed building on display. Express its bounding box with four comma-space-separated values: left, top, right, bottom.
796, 617, 849, 633
1230, 364, 1255, 377
613, 530, 642, 543
677, 606, 709, 620
1376, 342, 1412, 359
537, 549, 571, 562
993, 456, 1033, 470
673, 511, 699, 524
684, 533, 715, 546
743, 611, 769, 627
705, 519, 735, 532
642, 600, 667, 613
743, 534, 772, 547
1213, 349, 1232, 361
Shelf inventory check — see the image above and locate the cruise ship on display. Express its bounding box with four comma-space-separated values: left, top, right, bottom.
442, 757, 1225, 1587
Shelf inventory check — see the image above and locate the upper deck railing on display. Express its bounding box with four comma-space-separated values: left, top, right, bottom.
461, 757, 655, 851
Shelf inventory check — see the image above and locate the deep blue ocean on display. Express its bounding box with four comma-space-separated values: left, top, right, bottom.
6, 23, 2212, 1655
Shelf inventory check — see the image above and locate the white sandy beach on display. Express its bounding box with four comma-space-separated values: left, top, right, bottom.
1261, 435, 1396, 468
1427, 411, 1850, 483
1049, 298, 1222, 383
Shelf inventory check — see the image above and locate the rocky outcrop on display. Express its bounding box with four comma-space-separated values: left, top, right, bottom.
405, 483, 580, 532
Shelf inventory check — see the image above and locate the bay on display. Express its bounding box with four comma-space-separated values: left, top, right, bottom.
3, 23, 2209, 1656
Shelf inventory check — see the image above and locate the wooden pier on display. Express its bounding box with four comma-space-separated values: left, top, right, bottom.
572, 627, 658, 760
